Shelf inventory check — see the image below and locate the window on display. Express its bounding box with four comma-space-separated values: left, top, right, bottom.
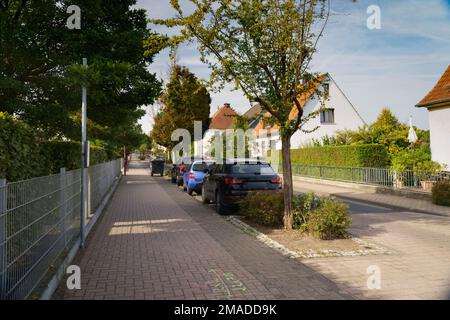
323, 83, 330, 98
320, 109, 335, 124
226, 163, 275, 175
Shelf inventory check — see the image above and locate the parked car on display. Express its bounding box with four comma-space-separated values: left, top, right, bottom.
171, 157, 203, 186
182, 160, 215, 195
201, 159, 282, 214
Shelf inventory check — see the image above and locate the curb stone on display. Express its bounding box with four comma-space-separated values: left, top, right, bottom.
225, 215, 394, 259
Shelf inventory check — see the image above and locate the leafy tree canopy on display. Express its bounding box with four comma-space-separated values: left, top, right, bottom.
151, 64, 211, 149
0, 0, 162, 151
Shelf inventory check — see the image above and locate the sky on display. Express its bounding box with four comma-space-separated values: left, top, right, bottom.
136, 0, 450, 133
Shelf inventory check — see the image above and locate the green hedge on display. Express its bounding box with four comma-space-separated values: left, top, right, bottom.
1, 113, 111, 181
287, 144, 390, 168
40, 141, 109, 174
0, 112, 44, 181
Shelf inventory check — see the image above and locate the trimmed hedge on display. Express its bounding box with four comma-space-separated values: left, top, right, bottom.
40, 141, 109, 174
432, 181, 450, 207
279, 144, 390, 168
0, 112, 44, 181
1, 113, 111, 181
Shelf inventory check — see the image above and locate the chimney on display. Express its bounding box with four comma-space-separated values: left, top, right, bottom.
224, 103, 231, 108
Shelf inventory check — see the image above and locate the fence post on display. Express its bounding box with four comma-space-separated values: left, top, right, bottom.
0, 178, 7, 299
59, 168, 67, 248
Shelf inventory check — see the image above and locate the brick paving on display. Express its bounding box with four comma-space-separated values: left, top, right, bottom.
59, 161, 350, 300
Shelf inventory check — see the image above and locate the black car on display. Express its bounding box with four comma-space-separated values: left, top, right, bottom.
201, 159, 282, 214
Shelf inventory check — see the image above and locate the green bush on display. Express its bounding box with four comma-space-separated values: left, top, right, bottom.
290, 144, 390, 167
240, 191, 284, 227
40, 141, 109, 174
432, 181, 450, 207
304, 197, 352, 240
0, 112, 44, 181
292, 192, 319, 231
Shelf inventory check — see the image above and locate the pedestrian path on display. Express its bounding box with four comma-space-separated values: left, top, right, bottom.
293, 180, 450, 217
59, 161, 350, 300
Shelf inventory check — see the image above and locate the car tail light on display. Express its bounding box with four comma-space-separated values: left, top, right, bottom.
271, 177, 282, 184
179, 165, 187, 172
224, 177, 243, 185
189, 172, 195, 180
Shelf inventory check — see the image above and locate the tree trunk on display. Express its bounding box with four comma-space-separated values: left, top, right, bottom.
281, 133, 293, 230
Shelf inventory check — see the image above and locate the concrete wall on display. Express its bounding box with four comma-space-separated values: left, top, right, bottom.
429, 107, 450, 169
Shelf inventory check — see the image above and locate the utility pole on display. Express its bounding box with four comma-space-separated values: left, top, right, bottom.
80, 58, 87, 248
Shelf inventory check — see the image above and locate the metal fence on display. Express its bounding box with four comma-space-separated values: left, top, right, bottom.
0, 159, 122, 300
289, 165, 446, 191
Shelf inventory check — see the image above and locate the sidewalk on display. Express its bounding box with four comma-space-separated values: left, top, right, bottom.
57, 161, 350, 300
293, 179, 450, 217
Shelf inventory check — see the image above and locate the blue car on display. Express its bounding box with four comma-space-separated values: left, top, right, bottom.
183, 160, 215, 195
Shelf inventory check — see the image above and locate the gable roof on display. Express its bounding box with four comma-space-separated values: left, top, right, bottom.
243, 104, 262, 118
209, 103, 238, 129
254, 74, 327, 136
416, 65, 450, 108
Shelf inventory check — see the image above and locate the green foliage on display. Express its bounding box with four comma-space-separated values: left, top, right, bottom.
304, 197, 352, 240
40, 141, 109, 174
292, 192, 319, 231
240, 191, 284, 227
0, 112, 43, 181
391, 144, 444, 178
290, 144, 390, 167
432, 181, 450, 207
152, 65, 211, 149
1, 0, 162, 154
240, 191, 352, 239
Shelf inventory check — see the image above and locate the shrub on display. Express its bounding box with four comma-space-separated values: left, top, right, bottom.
432, 181, 450, 207
0, 112, 44, 181
240, 191, 284, 227
290, 144, 390, 167
40, 141, 109, 174
292, 192, 320, 231
304, 197, 352, 240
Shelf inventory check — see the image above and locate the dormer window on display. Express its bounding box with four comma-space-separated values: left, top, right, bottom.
320, 108, 335, 124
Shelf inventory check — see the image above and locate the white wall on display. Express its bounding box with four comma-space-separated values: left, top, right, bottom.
429, 108, 450, 169
289, 78, 366, 149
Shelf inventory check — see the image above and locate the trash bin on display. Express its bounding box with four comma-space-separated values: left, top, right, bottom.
151, 158, 165, 176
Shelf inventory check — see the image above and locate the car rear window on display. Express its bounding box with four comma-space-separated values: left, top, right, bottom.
192, 162, 212, 172
226, 163, 275, 175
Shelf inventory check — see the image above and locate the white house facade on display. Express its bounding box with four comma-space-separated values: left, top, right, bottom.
251, 74, 366, 158
416, 65, 450, 169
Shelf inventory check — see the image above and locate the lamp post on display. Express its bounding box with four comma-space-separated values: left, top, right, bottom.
80, 58, 87, 248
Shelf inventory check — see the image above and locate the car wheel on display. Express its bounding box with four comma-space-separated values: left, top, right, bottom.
187, 187, 194, 195
151, 172, 154, 176
177, 179, 182, 187
183, 184, 187, 191
201, 185, 209, 204
215, 191, 227, 215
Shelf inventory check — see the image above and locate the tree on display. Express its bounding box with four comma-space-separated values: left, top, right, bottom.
151, 0, 330, 229
1, 0, 162, 153
151, 64, 211, 149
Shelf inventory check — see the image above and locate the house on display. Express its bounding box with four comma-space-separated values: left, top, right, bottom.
201, 103, 239, 155
249, 73, 366, 157
416, 65, 450, 168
